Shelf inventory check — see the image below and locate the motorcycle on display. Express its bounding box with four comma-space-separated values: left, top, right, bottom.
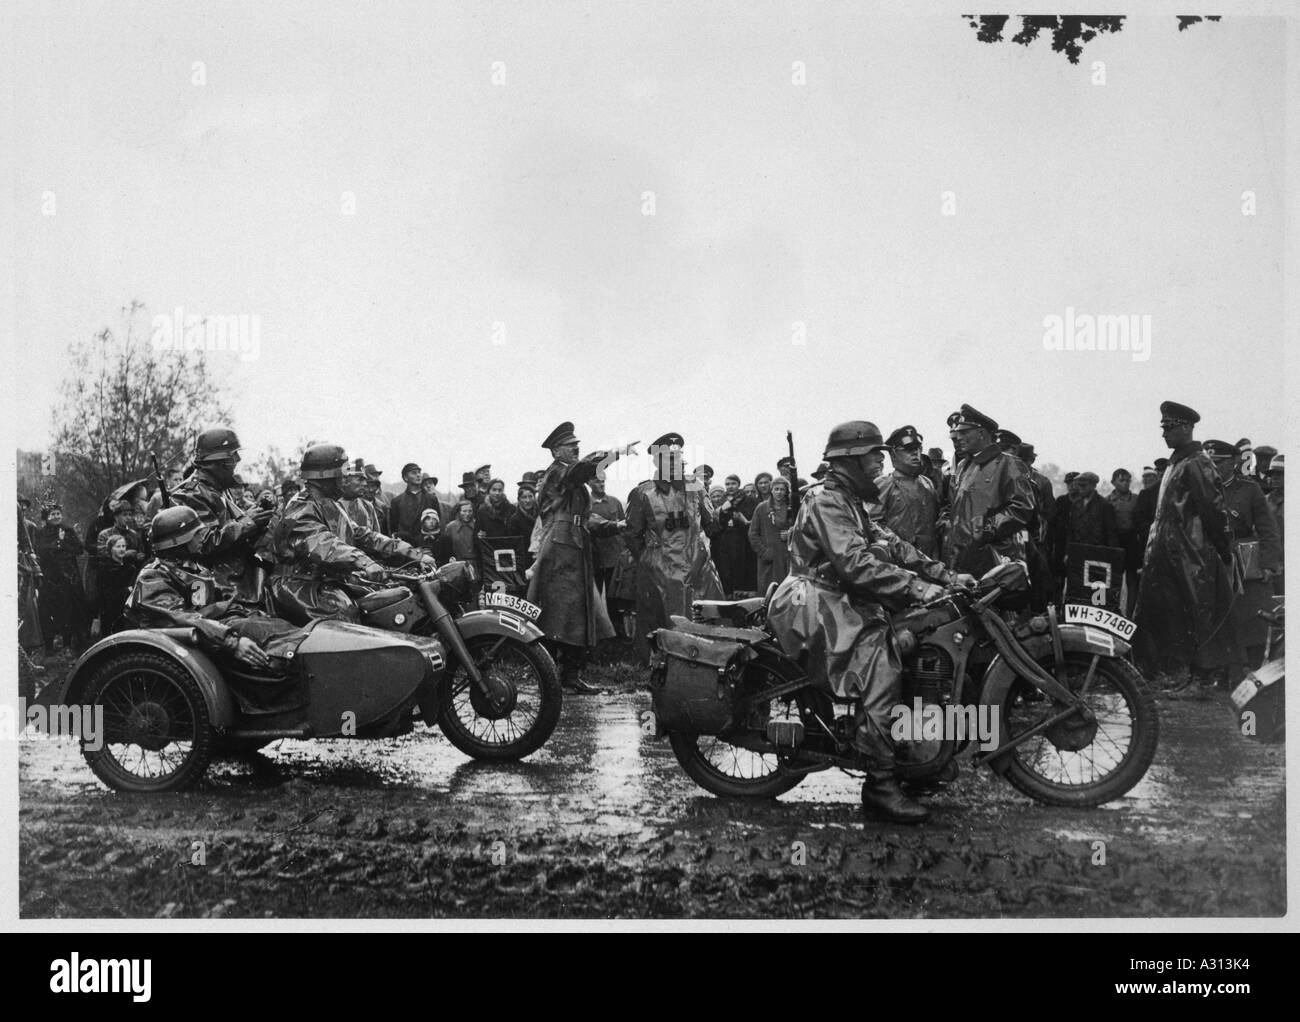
338, 560, 562, 761
648, 561, 1159, 808
1231, 599, 1284, 742
42, 561, 561, 792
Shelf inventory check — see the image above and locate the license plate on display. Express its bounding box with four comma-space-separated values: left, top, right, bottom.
479, 591, 541, 621
1230, 677, 1258, 713
1063, 604, 1137, 641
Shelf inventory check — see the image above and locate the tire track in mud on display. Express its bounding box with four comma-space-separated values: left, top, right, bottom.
19, 679, 1287, 918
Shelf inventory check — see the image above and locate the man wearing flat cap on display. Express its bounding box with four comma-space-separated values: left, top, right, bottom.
1134, 402, 1236, 697
1206, 439, 1282, 673
625, 431, 725, 664
389, 462, 441, 545
767, 420, 972, 824
527, 422, 629, 692
873, 425, 940, 558
939, 404, 1035, 581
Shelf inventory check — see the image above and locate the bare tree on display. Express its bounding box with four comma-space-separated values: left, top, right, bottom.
243, 438, 318, 491
49, 301, 231, 516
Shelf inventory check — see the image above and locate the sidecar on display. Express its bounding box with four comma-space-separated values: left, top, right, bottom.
37, 619, 447, 792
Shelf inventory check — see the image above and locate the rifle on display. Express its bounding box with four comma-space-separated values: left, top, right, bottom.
786, 431, 801, 504
152, 455, 173, 509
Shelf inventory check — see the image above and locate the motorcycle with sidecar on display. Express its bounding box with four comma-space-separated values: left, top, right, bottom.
41, 560, 561, 792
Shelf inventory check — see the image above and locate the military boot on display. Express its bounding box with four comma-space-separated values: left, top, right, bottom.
559, 658, 600, 695
853, 719, 929, 823
861, 773, 930, 824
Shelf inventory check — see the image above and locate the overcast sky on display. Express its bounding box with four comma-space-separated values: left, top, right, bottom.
5, 3, 1288, 494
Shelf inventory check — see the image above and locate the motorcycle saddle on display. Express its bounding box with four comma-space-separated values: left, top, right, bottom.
356, 587, 412, 614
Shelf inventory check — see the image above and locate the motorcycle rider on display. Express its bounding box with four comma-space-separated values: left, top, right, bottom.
170, 427, 275, 601
129, 506, 307, 670
268, 444, 437, 624
767, 421, 974, 824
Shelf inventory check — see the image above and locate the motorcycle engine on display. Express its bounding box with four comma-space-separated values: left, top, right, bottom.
906, 643, 956, 705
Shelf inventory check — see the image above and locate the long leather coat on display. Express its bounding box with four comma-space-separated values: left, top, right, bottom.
625, 478, 724, 661
1134, 442, 1235, 669
268, 486, 419, 624
767, 471, 954, 756
873, 470, 939, 558
526, 457, 618, 648
940, 445, 1035, 575
171, 466, 266, 600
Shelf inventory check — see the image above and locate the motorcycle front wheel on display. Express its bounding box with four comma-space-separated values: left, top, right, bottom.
438, 635, 562, 761
996, 652, 1158, 806
668, 654, 806, 799
81, 651, 213, 792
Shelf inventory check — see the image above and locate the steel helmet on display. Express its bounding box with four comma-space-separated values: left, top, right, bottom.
300, 443, 349, 480
194, 427, 242, 462
149, 506, 204, 551
823, 421, 890, 459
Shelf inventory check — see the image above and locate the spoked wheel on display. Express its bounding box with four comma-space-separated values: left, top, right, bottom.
82, 652, 213, 792
997, 652, 1158, 806
438, 635, 562, 760
668, 654, 805, 799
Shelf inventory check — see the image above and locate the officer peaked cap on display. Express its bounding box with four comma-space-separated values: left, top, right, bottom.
1159, 401, 1200, 425
947, 404, 998, 432
886, 425, 923, 448
542, 422, 578, 448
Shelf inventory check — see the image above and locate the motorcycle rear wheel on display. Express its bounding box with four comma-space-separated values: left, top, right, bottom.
438, 635, 562, 761
997, 652, 1158, 806
668, 654, 806, 799
81, 651, 213, 793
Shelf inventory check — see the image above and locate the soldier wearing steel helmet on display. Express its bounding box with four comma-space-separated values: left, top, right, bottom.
169, 426, 275, 601
267, 444, 437, 624
766, 421, 973, 824
128, 506, 307, 670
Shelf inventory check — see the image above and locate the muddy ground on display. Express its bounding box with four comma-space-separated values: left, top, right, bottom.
18, 646, 1287, 919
